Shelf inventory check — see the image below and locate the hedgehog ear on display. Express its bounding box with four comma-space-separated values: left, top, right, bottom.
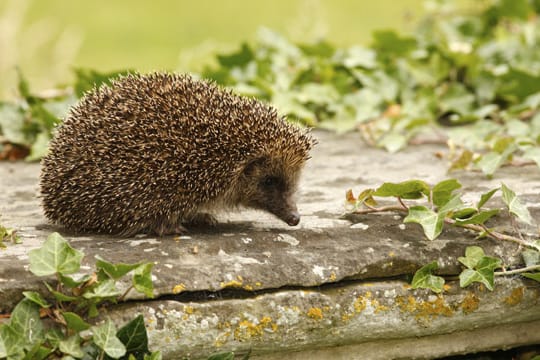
243, 156, 268, 176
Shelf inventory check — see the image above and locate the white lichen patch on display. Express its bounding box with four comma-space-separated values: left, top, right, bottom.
398, 224, 406, 230
350, 222, 369, 230
274, 233, 299, 246
163, 263, 173, 269
275, 305, 302, 327
312, 265, 326, 279
424, 239, 451, 251
241, 237, 253, 244
128, 238, 161, 246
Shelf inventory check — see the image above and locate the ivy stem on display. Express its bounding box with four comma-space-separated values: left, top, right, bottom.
495, 264, 540, 276
353, 205, 408, 215
445, 218, 535, 249
118, 285, 134, 302
396, 196, 409, 211
353, 202, 537, 250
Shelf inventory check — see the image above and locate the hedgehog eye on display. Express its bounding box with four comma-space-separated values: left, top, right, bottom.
262, 176, 279, 188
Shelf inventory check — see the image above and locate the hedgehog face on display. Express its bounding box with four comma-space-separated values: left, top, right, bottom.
237, 156, 302, 226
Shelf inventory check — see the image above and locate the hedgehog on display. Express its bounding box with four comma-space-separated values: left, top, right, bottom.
40, 72, 314, 236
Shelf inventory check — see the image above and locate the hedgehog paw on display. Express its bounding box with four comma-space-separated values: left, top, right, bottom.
185, 213, 218, 227
153, 222, 188, 236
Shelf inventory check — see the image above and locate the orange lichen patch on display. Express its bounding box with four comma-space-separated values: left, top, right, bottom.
397, 295, 454, 322
504, 287, 524, 306
460, 292, 480, 314
354, 296, 368, 313
329, 272, 337, 281
255, 282, 262, 287
396, 296, 417, 313
214, 330, 232, 347
184, 305, 194, 314
243, 284, 254, 291
388, 251, 396, 257
260, 316, 272, 326
416, 296, 453, 320
172, 283, 186, 294
220, 279, 243, 289
443, 284, 452, 292
371, 299, 389, 314
307, 307, 324, 320
233, 316, 277, 341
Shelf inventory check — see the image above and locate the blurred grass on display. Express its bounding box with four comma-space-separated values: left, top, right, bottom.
2, 0, 436, 96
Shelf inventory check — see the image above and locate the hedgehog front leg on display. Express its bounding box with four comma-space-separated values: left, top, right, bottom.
152, 222, 187, 236
184, 213, 218, 227
151, 214, 188, 236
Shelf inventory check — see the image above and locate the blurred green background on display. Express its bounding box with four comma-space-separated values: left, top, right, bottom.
0, 0, 435, 97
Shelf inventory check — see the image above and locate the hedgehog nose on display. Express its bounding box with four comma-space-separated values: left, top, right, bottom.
286, 211, 301, 226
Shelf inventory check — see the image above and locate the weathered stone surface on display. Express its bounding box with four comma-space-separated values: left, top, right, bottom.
1, 130, 539, 359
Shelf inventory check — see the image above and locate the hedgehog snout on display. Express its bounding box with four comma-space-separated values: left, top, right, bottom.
285, 211, 301, 226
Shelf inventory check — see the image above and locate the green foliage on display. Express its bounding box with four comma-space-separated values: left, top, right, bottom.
0, 69, 127, 161
0, 222, 20, 248
1, 0, 539, 176
202, 1, 540, 174
458, 246, 502, 291
410, 261, 445, 293
0, 232, 159, 359
347, 179, 540, 293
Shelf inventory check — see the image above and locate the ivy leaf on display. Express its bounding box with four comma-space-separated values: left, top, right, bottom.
95, 255, 142, 280
521, 249, 540, 267
144, 351, 163, 360
358, 188, 377, 207
449, 149, 474, 171
501, 183, 533, 225
83, 279, 121, 300
133, 263, 155, 298
217, 43, 254, 68
437, 194, 466, 215
476, 151, 509, 177
377, 131, 408, 153
0, 323, 24, 359
7, 299, 44, 350
59, 273, 92, 288
432, 179, 462, 207
0, 103, 27, 145
44, 282, 78, 302
523, 147, 540, 168
62, 312, 91, 332
411, 261, 445, 293
22, 291, 51, 308
59, 334, 84, 358
458, 246, 485, 269
116, 315, 149, 357
458, 247, 502, 291
28, 232, 84, 276
522, 273, 540, 282
373, 180, 429, 199
454, 209, 499, 225
404, 206, 444, 240
338, 45, 377, 69
477, 188, 498, 209
92, 319, 126, 359
372, 30, 417, 56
